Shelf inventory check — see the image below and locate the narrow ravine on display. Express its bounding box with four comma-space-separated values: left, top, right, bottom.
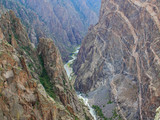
64, 47, 97, 120
64, 47, 79, 80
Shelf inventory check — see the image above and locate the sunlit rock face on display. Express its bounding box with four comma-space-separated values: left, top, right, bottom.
0, 11, 93, 120
0, 0, 101, 62
37, 38, 93, 120
74, 0, 160, 119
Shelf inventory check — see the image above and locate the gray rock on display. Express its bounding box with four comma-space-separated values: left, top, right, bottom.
74, 0, 160, 119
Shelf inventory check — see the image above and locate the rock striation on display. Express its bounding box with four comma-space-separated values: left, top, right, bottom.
38, 38, 93, 120
0, 11, 93, 120
0, 39, 75, 120
74, 0, 160, 119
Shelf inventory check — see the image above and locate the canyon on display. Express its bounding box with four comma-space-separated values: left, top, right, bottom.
0, 0, 160, 120
0, 11, 93, 120
64, 47, 97, 120
0, 0, 101, 62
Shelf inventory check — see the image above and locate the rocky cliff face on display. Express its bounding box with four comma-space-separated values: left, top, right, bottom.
0, 11, 93, 120
0, 38, 75, 120
74, 0, 160, 119
0, 10, 41, 78
38, 38, 93, 120
0, 0, 101, 62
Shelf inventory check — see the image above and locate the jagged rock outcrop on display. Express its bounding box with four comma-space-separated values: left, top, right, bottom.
74, 0, 160, 119
0, 11, 41, 79
0, 32, 77, 120
0, 0, 101, 62
0, 39, 79, 120
38, 38, 93, 120
0, 11, 93, 120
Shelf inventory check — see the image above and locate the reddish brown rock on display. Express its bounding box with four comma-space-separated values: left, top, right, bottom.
11, 34, 18, 48
38, 38, 93, 119
0, 11, 93, 120
0, 28, 4, 41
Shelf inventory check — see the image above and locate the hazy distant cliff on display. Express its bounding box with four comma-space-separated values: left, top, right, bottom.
74, 0, 160, 119
0, 0, 101, 62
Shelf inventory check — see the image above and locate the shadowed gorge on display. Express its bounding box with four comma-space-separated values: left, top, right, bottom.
0, 0, 160, 120
0, 0, 101, 62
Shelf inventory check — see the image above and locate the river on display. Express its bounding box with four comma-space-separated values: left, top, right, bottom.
64, 47, 97, 120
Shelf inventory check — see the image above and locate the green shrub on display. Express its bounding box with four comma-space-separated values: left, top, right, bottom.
107, 100, 113, 104
28, 63, 34, 69
112, 109, 122, 120
92, 105, 122, 120
74, 116, 79, 120
39, 55, 56, 99
21, 46, 31, 55
92, 105, 106, 119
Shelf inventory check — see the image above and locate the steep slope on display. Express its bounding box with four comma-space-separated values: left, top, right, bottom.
37, 38, 93, 120
0, 38, 75, 120
0, 11, 93, 120
0, 0, 101, 62
74, 0, 160, 119
0, 10, 41, 78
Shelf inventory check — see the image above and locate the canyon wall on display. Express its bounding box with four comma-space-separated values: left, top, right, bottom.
74, 0, 160, 119
0, 11, 93, 120
0, 0, 101, 62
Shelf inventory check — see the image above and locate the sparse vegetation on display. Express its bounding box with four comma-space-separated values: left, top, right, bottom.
0, 67, 3, 71
67, 62, 72, 67
63, 80, 66, 86
86, 94, 89, 97
28, 63, 34, 69
9, 34, 12, 40
107, 100, 113, 104
92, 105, 106, 119
14, 33, 19, 40
111, 109, 122, 120
92, 105, 122, 120
21, 46, 31, 55
39, 55, 56, 99
33, 100, 39, 109
74, 116, 79, 120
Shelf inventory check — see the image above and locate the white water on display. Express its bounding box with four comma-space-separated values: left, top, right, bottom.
64, 47, 79, 80
77, 93, 97, 120
64, 47, 97, 120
